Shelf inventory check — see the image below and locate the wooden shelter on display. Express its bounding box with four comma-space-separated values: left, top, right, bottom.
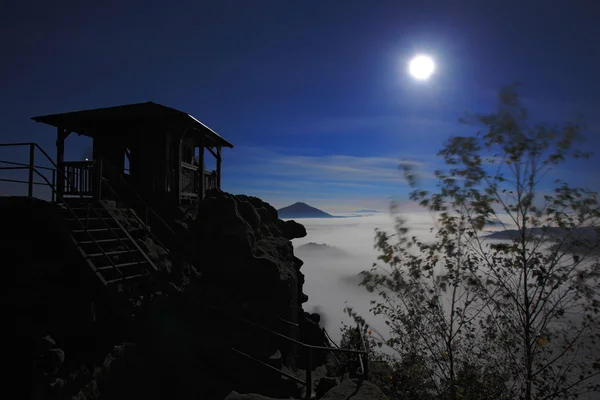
32, 102, 233, 204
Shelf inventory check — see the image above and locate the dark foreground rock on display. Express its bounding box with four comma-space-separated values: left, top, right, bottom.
321, 379, 389, 400
224, 392, 295, 400
1, 192, 317, 399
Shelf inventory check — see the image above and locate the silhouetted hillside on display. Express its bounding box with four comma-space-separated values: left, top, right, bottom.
485, 227, 599, 254
277, 202, 335, 219
295, 242, 350, 258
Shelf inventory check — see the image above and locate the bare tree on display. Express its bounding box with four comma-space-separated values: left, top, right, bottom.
358, 85, 600, 399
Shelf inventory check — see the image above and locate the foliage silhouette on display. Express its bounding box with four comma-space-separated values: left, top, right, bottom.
351, 85, 600, 400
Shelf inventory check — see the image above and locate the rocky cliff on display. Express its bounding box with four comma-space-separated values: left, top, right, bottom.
2, 191, 336, 399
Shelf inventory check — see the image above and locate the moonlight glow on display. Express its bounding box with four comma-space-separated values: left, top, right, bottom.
408, 55, 435, 80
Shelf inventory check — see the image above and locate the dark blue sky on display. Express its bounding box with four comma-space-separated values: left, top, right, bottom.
1, 0, 599, 211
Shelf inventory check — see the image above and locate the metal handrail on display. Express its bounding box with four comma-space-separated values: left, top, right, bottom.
0, 159, 55, 172
9, 161, 125, 282
231, 348, 306, 385
323, 327, 340, 349
201, 302, 368, 400
0, 176, 48, 185
207, 303, 366, 355
99, 174, 171, 255
321, 327, 342, 365
278, 316, 299, 327
0, 143, 148, 283
98, 157, 177, 238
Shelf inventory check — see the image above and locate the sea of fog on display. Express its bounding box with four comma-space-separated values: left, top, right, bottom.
290, 212, 600, 397
290, 212, 513, 345
289, 211, 590, 343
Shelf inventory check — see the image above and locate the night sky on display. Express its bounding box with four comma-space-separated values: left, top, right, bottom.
1, 0, 599, 211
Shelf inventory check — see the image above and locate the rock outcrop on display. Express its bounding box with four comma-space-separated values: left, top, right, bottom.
320, 379, 389, 400
2, 191, 326, 400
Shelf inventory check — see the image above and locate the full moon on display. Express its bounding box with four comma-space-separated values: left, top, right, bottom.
408, 55, 435, 80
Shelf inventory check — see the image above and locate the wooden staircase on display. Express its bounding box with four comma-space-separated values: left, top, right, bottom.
62, 198, 158, 286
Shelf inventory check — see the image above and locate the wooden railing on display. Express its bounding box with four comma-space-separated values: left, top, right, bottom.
63, 161, 95, 196
98, 157, 178, 247
180, 162, 198, 198
204, 169, 218, 191
181, 162, 218, 198
0, 143, 142, 285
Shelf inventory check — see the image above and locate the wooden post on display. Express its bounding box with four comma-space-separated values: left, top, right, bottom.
95, 158, 103, 201
51, 170, 56, 202
28, 143, 34, 197
216, 146, 222, 189
56, 127, 66, 198
306, 348, 312, 400
176, 129, 186, 205
198, 134, 205, 199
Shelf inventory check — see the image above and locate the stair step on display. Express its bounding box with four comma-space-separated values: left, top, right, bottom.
68, 217, 114, 221
79, 238, 132, 245
64, 207, 111, 215
97, 261, 148, 270
87, 249, 134, 258
105, 273, 149, 284
72, 228, 113, 233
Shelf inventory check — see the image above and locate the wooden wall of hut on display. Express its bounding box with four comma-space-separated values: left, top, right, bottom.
93, 135, 125, 200
129, 129, 166, 202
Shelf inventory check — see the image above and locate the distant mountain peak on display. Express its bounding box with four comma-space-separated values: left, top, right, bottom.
277, 202, 334, 219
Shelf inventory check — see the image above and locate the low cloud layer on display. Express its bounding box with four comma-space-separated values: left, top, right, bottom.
293, 211, 523, 345
292, 213, 440, 345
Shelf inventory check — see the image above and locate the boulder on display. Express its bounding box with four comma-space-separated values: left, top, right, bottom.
225, 391, 295, 400
1, 192, 310, 399
315, 376, 338, 399
37, 335, 57, 353
297, 312, 328, 370
284, 220, 308, 240
188, 192, 308, 345
321, 379, 389, 400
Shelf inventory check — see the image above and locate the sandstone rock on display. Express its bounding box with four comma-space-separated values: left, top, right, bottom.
37, 335, 56, 352
225, 391, 297, 400
320, 379, 388, 400
279, 220, 307, 240
47, 348, 65, 372
237, 198, 262, 231
2, 192, 311, 399
297, 312, 328, 370
315, 376, 338, 399
268, 349, 283, 370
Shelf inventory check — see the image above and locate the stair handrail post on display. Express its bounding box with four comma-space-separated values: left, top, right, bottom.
85, 205, 90, 230
98, 156, 177, 238
51, 169, 56, 202
28, 143, 35, 197
305, 347, 312, 400
95, 158, 103, 201
0, 143, 152, 284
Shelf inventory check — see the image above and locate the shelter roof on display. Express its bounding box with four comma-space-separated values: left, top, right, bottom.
32, 101, 234, 148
